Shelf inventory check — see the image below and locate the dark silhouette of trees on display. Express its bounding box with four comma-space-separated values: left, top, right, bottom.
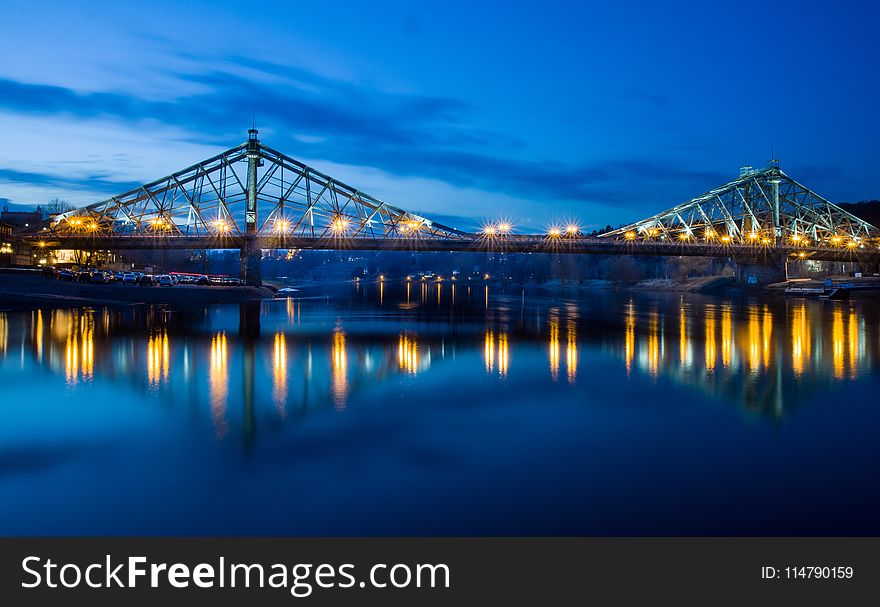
44, 198, 76, 217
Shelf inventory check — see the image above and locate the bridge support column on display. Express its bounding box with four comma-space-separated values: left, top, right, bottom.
239, 301, 259, 451
733, 252, 787, 285
240, 236, 262, 286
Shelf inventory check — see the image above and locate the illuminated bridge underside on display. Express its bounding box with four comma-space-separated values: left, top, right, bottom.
33, 235, 880, 262
602, 164, 877, 247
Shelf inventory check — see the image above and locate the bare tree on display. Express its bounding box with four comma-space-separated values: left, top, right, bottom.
44, 197, 75, 217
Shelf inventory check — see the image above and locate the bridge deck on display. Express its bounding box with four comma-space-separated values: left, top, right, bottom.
20, 234, 880, 263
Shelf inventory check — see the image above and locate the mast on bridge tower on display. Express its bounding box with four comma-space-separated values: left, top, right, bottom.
768, 157, 781, 241
245, 128, 261, 233
241, 128, 263, 286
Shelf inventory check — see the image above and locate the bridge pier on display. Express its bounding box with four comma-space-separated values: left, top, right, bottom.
239, 301, 259, 451
239, 236, 262, 286
238, 300, 261, 339
733, 252, 787, 285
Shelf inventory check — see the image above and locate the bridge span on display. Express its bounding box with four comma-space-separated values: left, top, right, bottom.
25, 233, 880, 264
14, 129, 880, 284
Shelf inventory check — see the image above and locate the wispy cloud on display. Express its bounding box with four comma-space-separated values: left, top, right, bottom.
0, 167, 140, 196
0, 53, 728, 218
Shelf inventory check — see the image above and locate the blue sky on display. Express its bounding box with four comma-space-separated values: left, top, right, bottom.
0, 0, 877, 230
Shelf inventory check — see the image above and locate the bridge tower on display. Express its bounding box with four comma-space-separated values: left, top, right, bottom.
240, 128, 263, 286
769, 158, 781, 243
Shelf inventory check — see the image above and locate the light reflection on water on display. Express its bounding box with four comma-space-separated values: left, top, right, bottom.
1, 282, 880, 535
1, 288, 877, 424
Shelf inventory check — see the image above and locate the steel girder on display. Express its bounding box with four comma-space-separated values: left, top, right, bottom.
601, 165, 877, 246
46, 137, 468, 242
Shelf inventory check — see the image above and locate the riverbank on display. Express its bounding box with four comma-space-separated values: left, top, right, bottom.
0, 270, 274, 311
528, 275, 743, 295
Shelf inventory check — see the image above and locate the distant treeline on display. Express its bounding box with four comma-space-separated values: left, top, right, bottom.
839, 200, 880, 227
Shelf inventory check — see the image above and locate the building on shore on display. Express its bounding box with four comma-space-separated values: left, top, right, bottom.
0, 209, 43, 229
0, 222, 14, 265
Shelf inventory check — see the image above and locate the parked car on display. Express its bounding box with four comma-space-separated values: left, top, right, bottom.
41, 265, 56, 278
196, 275, 209, 286
77, 269, 93, 282
90, 271, 109, 284
113, 272, 126, 283
122, 272, 138, 285
58, 269, 76, 281
157, 274, 174, 287
138, 274, 155, 286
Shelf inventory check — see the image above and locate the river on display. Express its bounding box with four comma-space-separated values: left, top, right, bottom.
1, 282, 878, 535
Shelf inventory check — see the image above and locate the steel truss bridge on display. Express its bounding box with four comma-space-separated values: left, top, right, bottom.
17, 130, 880, 282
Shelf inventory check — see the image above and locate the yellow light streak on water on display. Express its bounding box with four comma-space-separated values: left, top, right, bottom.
566, 319, 577, 384
273, 332, 287, 415
548, 313, 560, 381
624, 302, 635, 375
791, 302, 810, 376
484, 330, 495, 373
498, 332, 509, 378
704, 306, 716, 372
832, 308, 844, 379
721, 306, 733, 368
209, 332, 229, 437
398, 334, 420, 374
332, 328, 347, 409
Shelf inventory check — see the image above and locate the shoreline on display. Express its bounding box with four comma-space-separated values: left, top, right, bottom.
0, 272, 274, 312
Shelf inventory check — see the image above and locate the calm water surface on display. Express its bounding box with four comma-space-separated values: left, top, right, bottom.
1, 282, 878, 535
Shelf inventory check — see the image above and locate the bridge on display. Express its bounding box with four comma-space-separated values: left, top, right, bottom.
17, 130, 880, 284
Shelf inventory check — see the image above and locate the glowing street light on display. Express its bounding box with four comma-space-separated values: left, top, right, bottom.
330, 216, 350, 234
624, 231, 636, 240
497, 222, 512, 234
565, 224, 579, 235
401, 220, 421, 234
720, 235, 732, 243
215, 220, 230, 234
276, 219, 290, 232
483, 225, 497, 236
